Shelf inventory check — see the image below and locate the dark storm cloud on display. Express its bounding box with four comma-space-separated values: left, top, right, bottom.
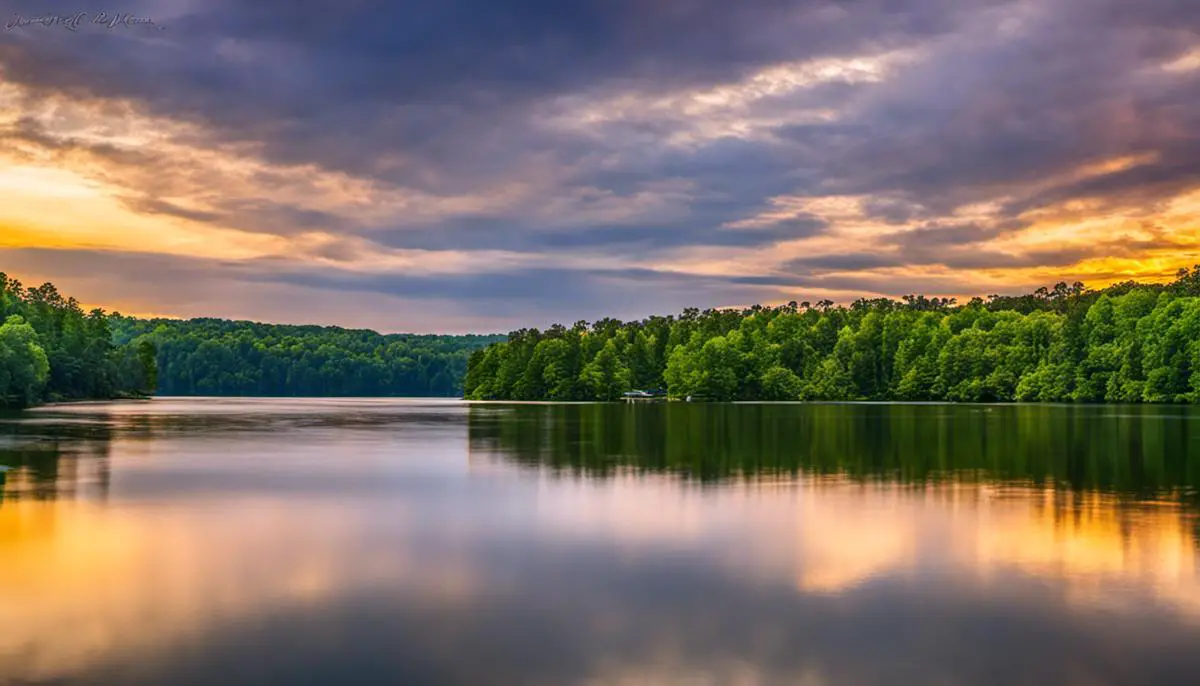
2, 0, 1200, 323
810, 0, 1200, 211
785, 252, 907, 273
123, 195, 352, 235
783, 226, 1171, 275
123, 198, 224, 225
0, 0, 1011, 245
354, 133, 827, 252
1001, 144, 1200, 217
786, 247, 1095, 273
860, 197, 931, 225
896, 223, 1011, 248
253, 262, 787, 321
0, 247, 786, 327
375, 214, 828, 253
0, 114, 151, 169
2, 0, 1006, 118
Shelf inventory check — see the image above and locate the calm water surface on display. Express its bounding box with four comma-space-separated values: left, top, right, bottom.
3, 399, 1200, 685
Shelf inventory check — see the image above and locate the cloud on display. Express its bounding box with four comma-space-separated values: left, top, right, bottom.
0, 247, 791, 330
0, 0, 1198, 328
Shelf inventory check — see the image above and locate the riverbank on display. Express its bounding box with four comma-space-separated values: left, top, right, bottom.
15, 393, 154, 411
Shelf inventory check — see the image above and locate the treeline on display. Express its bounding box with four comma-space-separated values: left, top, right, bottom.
465, 268, 1200, 403
0, 273, 156, 408
111, 318, 504, 397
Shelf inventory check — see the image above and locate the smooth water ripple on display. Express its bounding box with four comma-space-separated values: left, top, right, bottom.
2, 399, 1199, 685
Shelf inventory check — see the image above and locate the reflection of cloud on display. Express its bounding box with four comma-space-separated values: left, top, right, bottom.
973, 491, 1200, 616
4, 415, 1200, 683
517, 472, 1200, 612
583, 660, 828, 686
793, 487, 917, 593
0, 498, 482, 682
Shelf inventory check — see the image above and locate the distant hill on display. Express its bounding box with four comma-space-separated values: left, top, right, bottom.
111, 317, 505, 398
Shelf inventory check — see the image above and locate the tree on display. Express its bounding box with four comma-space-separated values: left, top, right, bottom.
0, 315, 50, 407
693, 335, 744, 400
464, 271, 1200, 405
112, 316, 503, 399
534, 337, 580, 401
760, 365, 803, 401
580, 339, 631, 401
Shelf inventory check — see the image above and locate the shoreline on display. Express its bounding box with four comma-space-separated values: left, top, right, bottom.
30, 395, 155, 410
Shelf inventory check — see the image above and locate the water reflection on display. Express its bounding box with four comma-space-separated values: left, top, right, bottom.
0, 410, 112, 504
0, 399, 1198, 685
467, 402, 1200, 502
469, 403, 1200, 612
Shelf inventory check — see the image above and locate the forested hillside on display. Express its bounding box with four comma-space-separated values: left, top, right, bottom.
0, 273, 155, 408
465, 268, 1200, 403
111, 318, 503, 397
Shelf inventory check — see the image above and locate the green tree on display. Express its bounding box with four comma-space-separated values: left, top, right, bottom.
465, 268, 1200, 405
580, 339, 631, 400
760, 365, 803, 400
0, 315, 51, 407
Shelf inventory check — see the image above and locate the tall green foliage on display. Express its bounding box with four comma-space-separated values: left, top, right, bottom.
0, 273, 154, 407
0, 316, 50, 407
466, 269, 1200, 403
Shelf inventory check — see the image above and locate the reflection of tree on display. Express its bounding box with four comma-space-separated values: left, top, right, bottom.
468, 403, 1200, 504
0, 415, 112, 505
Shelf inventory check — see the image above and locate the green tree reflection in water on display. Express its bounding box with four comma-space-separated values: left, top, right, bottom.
0, 411, 111, 505
468, 403, 1200, 505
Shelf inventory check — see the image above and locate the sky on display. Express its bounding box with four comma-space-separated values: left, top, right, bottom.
0, 0, 1198, 333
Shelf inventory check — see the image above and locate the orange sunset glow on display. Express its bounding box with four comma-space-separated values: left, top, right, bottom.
4, 466, 1199, 681
2, 0, 1198, 331
5, 2, 1200, 684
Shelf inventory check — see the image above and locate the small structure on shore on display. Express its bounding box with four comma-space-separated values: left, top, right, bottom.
622, 388, 667, 402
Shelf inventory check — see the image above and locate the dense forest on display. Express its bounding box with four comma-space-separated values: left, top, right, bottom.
2, 270, 502, 406
111, 318, 503, 397
0, 273, 156, 408
465, 268, 1200, 403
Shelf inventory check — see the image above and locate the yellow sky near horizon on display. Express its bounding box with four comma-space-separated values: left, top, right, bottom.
5, 127, 1197, 325
2, 17, 1198, 331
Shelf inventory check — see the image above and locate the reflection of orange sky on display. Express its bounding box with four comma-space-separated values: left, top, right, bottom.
526, 472, 1200, 610
790, 482, 1199, 610
3, 463, 1199, 681
0, 497, 479, 682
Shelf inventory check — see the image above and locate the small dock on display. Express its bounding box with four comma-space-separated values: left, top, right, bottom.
622, 389, 667, 402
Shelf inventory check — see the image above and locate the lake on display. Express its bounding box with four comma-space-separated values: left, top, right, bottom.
3, 398, 1200, 685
